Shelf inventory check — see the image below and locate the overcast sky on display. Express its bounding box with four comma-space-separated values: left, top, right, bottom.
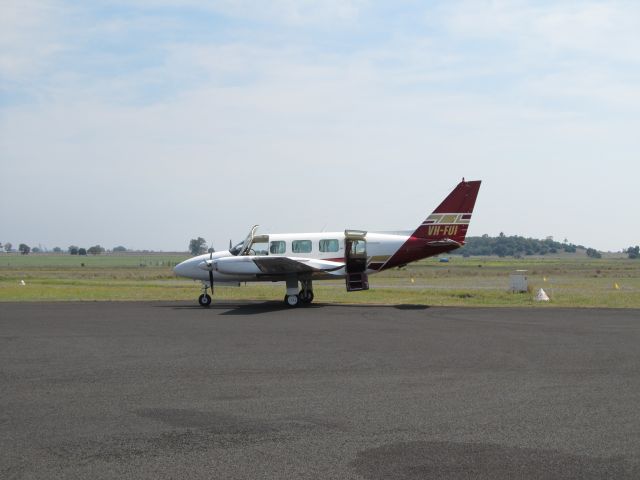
2, 0, 639, 252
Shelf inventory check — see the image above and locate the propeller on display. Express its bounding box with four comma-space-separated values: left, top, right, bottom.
208, 249, 214, 295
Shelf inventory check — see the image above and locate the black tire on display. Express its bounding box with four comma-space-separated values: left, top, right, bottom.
299, 290, 314, 304
285, 294, 299, 307
198, 293, 212, 307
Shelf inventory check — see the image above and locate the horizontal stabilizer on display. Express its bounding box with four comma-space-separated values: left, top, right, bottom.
426, 239, 463, 248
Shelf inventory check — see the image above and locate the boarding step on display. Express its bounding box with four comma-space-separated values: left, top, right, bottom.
346, 273, 369, 292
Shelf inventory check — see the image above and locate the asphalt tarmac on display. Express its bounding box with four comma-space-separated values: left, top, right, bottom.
1, 301, 640, 479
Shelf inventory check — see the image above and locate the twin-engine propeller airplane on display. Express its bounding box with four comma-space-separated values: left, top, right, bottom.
174, 179, 481, 307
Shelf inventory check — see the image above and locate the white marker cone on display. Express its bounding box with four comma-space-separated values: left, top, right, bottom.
535, 288, 549, 302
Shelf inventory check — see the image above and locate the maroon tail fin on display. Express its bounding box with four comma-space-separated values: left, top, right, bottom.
412, 180, 481, 245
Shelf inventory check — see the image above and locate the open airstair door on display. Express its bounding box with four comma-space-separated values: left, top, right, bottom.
345, 230, 369, 292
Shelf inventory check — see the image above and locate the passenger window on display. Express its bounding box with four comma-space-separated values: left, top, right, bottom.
292, 240, 312, 254
319, 239, 339, 252
270, 241, 286, 254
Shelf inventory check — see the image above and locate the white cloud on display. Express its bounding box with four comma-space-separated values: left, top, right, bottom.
442, 1, 640, 62
0, 0, 66, 80
211, 0, 367, 26
99, 0, 367, 27
2, 1, 640, 250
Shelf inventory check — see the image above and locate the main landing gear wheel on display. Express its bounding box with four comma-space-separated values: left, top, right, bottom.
284, 294, 299, 307
299, 290, 314, 304
198, 293, 212, 307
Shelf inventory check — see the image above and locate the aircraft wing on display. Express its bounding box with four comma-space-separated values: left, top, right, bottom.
214, 256, 344, 276
253, 257, 344, 275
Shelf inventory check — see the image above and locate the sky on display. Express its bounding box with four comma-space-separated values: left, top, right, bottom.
1, 0, 639, 252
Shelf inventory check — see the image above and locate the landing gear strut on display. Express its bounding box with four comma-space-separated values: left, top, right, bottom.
299, 279, 314, 304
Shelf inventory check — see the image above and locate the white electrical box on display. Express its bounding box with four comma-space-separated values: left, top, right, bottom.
510, 270, 528, 292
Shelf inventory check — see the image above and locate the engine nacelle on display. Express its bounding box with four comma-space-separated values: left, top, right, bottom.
213, 256, 261, 275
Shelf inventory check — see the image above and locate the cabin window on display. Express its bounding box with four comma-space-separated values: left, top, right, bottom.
292, 240, 312, 254
270, 241, 286, 254
319, 239, 339, 252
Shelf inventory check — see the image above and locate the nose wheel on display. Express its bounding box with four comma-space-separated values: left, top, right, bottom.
198, 281, 213, 307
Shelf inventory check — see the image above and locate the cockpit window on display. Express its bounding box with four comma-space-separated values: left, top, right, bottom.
229, 241, 244, 256
270, 241, 286, 254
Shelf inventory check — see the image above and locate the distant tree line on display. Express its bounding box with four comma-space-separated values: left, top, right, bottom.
585, 248, 602, 259
0, 243, 124, 255
68, 245, 105, 255
453, 234, 589, 257
627, 246, 640, 259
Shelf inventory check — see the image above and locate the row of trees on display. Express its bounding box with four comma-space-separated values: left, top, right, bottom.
456, 236, 640, 259
0, 243, 38, 255
6, 238, 210, 256
454, 234, 583, 257
1, 242, 127, 255
68, 245, 105, 255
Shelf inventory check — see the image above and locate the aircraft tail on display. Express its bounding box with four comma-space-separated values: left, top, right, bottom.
412, 179, 481, 246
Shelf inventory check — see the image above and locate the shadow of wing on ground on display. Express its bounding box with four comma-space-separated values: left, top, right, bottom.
154, 301, 286, 313
159, 301, 430, 314
392, 304, 430, 310
219, 301, 307, 315
216, 302, 431, 314
352, 441, 639, 480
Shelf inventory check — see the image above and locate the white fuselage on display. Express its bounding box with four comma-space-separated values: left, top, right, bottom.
173, 231, 409, 283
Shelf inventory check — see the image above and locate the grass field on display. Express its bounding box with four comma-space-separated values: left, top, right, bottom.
1, 253, 639, 308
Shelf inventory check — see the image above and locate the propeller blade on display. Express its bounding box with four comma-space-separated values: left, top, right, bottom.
208, 250, 214, 294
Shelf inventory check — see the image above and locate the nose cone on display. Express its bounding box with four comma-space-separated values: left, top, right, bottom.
173, 260, 185, 277
175, 251, 230, 279
174, 258, 195, 278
